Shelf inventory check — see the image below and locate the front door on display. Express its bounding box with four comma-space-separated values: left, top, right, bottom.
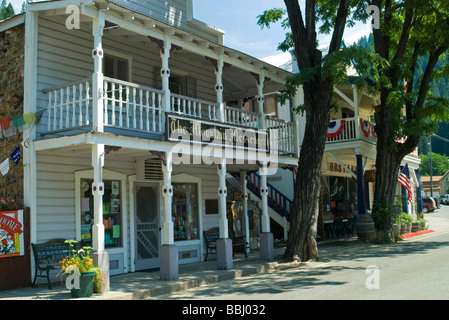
135, 183, 160, 270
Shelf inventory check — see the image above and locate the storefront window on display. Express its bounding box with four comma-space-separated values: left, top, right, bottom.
173, 183, 199, 241
80, 179, 123, 248
325, 176, 367, 212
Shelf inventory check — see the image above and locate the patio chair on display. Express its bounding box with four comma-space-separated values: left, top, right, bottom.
330, 218, 344, 238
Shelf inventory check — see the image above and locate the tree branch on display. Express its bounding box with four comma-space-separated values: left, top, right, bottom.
415, 47, 447, 110
328, 0, 350, 54
284, 0, 311, 69
392, 7, 414, 62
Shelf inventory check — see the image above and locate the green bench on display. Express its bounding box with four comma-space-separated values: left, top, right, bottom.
31, 239, 70, 289
203, 227, 248, 261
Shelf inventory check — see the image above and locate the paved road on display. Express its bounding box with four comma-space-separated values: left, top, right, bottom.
157, 209, 449, 300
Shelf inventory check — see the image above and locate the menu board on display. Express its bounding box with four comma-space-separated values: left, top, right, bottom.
0, 210, 24, 258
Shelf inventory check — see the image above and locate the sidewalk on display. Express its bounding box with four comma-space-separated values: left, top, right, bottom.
1, 210, 448, 300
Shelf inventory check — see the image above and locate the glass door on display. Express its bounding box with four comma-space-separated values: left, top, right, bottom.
135, 183, 160, 270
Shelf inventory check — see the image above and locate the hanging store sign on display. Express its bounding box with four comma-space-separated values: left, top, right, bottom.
166, 113, 269, 152
0, 210, 24, 258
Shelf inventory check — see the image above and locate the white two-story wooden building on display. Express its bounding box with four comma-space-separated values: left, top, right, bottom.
0, 0, 422, 291
0, 0, 301, 288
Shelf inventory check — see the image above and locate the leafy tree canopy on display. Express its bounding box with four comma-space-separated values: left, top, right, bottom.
419, 152, 449, 176
0, 0, 15, 20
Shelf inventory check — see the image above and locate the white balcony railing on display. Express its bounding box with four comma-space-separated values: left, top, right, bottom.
225, 106, 260, 129
325, 118, 377, 144
42, 77, 298, 156
44, 77, 93, 132
170, 93, 219, 121
266, 116, 297, 155
103, 77, 164, 133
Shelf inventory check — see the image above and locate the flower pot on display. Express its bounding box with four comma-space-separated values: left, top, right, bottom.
420, 222, 426, 231
400, 224, 408, 235
406, 223, 412, 234
71, 271, 96, 298
411, 222, 420, 233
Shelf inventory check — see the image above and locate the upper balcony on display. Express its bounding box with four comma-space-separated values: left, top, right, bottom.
326, 118, 377, 145
32, 1, 298, 159
41, 76, 297, 156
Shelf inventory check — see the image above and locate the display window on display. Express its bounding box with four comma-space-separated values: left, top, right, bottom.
80, 179, 123, 248
322, 175, 368, 213
172, 183, 199, 241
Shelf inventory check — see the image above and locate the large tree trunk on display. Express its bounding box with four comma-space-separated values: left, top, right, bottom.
372, 102, 418, 238
372, 136, 403, 234
284, 80, 333, 262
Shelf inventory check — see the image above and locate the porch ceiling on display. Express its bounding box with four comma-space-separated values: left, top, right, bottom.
37, 143, 294, 173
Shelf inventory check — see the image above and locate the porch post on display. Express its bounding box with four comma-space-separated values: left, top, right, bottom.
160, 152, 178, 280
217, 157, 233, 269
259, 162, 273, 260
356, 154, 366, 215
91, 143, 109, 291
241, 171, 250, 254
256, 73, 266, 130
416, 169, 423, 214
353, 86, 360, 140
92, 12, 105, 132
215, 55, 225, 122
161, 34, 172, 129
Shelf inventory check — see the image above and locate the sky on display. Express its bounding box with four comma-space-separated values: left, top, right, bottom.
9, 0, 372, 60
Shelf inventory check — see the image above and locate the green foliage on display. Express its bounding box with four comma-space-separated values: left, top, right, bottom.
419, 152, 449, 176
396, 212, 413, 225
372, 199, 401, 231
0, 0, 15, 20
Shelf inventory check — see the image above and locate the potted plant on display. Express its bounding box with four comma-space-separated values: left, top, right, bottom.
58, 240, 99, 298
93, 267, 107, 294
398, 213, 412, 235
411, 219, 421, 233
417, 214, 427, 231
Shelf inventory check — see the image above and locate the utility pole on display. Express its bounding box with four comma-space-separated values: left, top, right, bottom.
428, 134, 449, 198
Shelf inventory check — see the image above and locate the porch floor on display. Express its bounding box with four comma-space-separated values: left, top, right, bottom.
0, 239, 363, 300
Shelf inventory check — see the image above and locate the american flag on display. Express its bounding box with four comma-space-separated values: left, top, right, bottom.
398, 164, 412, 203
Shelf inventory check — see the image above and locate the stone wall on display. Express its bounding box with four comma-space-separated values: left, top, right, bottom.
0, 24, 25, 209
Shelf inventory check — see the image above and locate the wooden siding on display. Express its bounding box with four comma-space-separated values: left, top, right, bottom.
35, 150, 222, 275
36, 151, 134, 242
36, 15, 218, 138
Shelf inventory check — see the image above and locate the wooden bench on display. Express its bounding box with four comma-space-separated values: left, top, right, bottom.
203, 227, 248, 261
31, 238, 71, 289
203, 227, 219, 261
230, 231, 248, 259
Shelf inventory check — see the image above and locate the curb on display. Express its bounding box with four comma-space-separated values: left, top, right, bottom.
399, 229, 435, 239
99, 261, 282, 300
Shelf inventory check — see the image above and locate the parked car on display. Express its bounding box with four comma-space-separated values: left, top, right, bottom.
442, 194, 449, 204
433, 197, 440, 209
422, 197, 437, 213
